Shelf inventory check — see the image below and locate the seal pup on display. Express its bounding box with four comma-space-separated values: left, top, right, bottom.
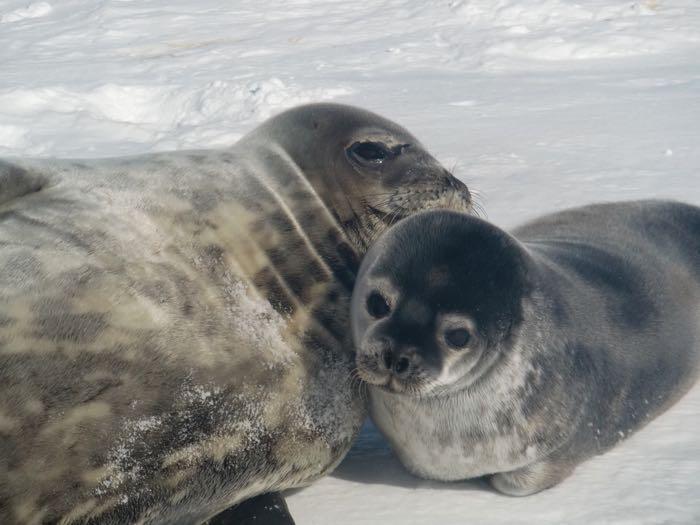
0, 103, 472, 524
351, 201, 700, 496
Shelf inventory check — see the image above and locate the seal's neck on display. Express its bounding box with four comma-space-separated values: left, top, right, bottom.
252, 141, 374, 261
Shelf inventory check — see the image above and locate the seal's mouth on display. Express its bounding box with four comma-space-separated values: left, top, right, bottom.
356, 364, 394, 388
348, 184, 472, 252
365, 184, 473, 228
362, 374, 403, 394
356, 363, 416, 395
357, 368, 389, 386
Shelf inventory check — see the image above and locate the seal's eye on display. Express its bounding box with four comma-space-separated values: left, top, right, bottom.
367, 291, 391, 319
348, 141, 393, 165
445, 328, 471, 349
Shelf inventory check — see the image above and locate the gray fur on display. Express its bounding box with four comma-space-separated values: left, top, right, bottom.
351, 201, 700, 496
0, 103, 472, 524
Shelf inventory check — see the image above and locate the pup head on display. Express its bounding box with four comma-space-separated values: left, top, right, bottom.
351, 210, 530, 396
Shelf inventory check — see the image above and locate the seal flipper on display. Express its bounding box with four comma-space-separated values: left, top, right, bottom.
489, 460, 575, 497
0, 159, 49, 206
206, 493, 296, 525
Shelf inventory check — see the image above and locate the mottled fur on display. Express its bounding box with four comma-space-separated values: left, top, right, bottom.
0, 104, 471, 523
351, 201, 700, 495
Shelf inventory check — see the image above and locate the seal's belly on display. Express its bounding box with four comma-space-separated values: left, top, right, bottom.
370, 392, 532, 481
390, 426, 530, 481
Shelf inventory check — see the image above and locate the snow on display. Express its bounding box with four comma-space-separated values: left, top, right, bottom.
1, 0, 699, 523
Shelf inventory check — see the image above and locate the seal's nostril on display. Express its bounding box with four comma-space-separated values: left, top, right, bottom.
382, 349, 393, 370
394, 357, 410, 375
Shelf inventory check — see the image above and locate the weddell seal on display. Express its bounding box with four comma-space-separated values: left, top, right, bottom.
351, 201, 700, 496
0, 103, 472, 524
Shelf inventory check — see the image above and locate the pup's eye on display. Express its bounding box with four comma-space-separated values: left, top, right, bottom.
366, 291, 391, 319
445, 328, 470, 349
348, 141, 393, 164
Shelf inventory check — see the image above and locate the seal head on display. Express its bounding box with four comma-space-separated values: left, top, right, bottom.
239, 104, 471, 252
351, 210, 529, 396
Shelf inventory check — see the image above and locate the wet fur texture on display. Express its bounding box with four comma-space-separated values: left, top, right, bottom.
352, 201, 700, 495
0, 103, 471, 524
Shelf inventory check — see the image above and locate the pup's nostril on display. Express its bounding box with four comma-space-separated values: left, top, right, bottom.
382, 349, 393, 370
394, 357, 410, 375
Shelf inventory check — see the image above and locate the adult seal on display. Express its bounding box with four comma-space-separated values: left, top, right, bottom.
0, 103, 472, 523
351, 201, 700, 496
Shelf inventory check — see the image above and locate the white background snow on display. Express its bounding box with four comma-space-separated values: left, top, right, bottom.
1, 0, 699, 523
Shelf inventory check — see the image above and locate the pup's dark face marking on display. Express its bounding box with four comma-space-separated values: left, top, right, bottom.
351, 210, 529, 396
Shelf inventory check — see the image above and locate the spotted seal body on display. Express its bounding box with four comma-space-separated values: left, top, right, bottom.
351, 201, 700, 496
0, 103, 472, 523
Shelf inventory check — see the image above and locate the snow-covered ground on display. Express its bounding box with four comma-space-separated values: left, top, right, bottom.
1, 0, 699, 523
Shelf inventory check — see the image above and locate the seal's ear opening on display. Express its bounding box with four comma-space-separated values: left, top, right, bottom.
347, 141, 395, 167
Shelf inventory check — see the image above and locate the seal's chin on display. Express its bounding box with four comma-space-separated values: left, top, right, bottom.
366, 204, 407, 227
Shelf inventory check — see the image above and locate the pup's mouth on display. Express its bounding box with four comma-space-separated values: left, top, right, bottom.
356, 366, 409, 395
356, 365, 389, 386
